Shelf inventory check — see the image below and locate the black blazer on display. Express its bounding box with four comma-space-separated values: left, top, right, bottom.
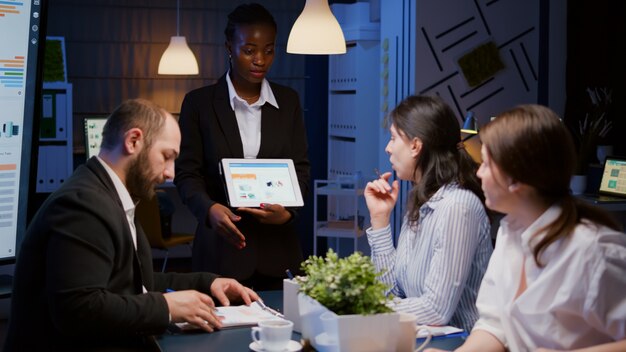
175, 74, 310, 280
5, 158, 218, 352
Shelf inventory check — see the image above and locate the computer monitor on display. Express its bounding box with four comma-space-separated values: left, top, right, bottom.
84, 116, 107, 159
0, 0, 48, 263
598, 156, 626, 198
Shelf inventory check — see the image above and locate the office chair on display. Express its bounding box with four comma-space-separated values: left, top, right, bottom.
135, 190, 194, 272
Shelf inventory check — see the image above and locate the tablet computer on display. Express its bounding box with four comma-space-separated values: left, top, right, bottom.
220, 158, 304, 208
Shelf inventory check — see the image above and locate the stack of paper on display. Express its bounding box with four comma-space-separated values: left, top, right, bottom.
417, 325, 464, 338
172, 301, 284, 331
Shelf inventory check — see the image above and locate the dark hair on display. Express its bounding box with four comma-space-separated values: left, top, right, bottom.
100, 98, 167, 152
224, 3, 277, 42
385, 95, 484, 224
480, 104, 621, 266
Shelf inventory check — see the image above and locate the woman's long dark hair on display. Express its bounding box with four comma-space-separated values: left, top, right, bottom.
480, 104, 621, 266
385, 95, 484, 224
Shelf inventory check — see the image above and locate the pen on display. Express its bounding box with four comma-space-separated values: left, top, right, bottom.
374, 168, 382, 179
285, 269, 294, 280
256, 299, 285, 318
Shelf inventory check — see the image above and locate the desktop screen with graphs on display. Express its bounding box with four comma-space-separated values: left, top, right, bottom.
0, 0, 47, 261
84, 116, 107, 159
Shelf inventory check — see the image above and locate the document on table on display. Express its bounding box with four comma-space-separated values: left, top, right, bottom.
171, 301, 284, 331
417, 325, 464, 338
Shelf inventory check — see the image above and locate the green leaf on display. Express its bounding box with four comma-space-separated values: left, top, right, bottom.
295, 249, 393, 315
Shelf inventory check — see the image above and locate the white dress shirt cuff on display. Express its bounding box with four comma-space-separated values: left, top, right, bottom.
366, 224, 395, 254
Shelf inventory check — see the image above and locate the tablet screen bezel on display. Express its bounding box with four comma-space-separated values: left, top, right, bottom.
220, 158, 304, 208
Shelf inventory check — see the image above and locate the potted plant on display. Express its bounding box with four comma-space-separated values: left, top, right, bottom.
295, 249, 399, 352
574, 87, 613, 171
569, 87, 613, 194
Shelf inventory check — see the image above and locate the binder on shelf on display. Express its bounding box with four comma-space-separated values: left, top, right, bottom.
40, 93, 56, 139
54, 92, 67, 139
37, 83, 73, 193
36, 146, 48, 193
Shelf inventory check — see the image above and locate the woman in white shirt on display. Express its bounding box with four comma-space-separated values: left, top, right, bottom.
364, 95, 493, 331
428, 104, 626, 351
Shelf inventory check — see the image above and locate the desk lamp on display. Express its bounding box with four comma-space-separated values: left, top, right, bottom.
461, 111, 479, 142
460, 111, 482, 163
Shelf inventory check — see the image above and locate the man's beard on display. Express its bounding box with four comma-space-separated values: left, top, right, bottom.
126, 149, 157, 201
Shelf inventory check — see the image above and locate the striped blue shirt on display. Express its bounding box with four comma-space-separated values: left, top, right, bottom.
366, 183, 493, 331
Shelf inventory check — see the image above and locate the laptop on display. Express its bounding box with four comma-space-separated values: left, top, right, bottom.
580, 156, 626, 203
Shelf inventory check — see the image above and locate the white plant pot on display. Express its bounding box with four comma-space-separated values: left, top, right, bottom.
570, 175, 587, 195
283, 279, 302, 332
298, 293, 400, 352
597, 145, 613, 165
298, 293, 330, 344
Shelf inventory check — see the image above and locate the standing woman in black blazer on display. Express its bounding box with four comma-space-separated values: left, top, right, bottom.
175, 3, 310, 290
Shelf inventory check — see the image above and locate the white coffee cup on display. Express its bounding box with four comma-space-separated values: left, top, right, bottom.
320, 311, 339, 344
251, 319, 294, 352
396, 313, 417, 352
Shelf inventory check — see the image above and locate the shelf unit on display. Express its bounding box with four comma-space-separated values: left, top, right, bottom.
36, 82, 73, 193
314, 2, 380, 257
313, 180, 366, 256
327, 18, 380, 181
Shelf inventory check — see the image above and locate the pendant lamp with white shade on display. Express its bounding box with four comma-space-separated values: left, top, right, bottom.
158, 0, 199, 75
287, 0, 346, 55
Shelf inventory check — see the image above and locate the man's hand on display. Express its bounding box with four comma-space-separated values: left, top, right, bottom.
208, 203, 246, 249
210, 278, 260, 306
163, 290, 222, 332
237, 203, 292, 225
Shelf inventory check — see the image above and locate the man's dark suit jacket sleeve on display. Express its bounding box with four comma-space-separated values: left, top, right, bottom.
42, 188, 218, 337
29, 159, 219, 338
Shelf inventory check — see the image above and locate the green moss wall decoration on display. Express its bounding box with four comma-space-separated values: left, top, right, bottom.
458, 41, 504, 87
43, 38, 66, 82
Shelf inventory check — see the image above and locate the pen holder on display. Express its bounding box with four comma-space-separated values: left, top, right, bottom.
283, 279, 301, 333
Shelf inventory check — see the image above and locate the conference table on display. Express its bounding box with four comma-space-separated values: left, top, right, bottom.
157, 290, 466, 351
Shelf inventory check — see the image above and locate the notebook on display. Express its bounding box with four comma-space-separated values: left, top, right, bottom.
170, 301, 284, 332
580, 156, 626, 203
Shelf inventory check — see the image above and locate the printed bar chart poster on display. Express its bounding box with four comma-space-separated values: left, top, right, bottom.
0, 0, 39, 260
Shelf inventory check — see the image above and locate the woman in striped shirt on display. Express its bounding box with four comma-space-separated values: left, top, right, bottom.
364, 95, 493, 331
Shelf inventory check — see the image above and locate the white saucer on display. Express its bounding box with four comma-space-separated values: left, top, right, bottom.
314, 333, 339, 352
249, 340, 302, 352
317, 332, 339, 345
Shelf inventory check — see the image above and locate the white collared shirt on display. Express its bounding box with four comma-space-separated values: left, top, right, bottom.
225, 72, 279, 159
96, 156, 147, 293
473, 205, 626, 350
96, 156, 138, 249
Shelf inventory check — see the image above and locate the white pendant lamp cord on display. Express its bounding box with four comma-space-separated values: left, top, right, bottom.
176, 0, 180, 36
